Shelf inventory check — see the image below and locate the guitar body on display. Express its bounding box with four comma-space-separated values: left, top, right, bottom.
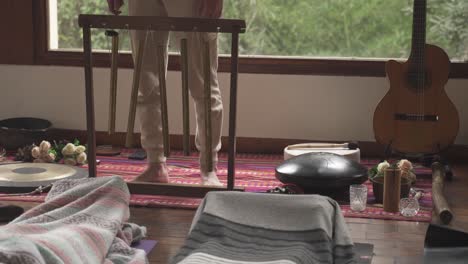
373, 44, 459, 154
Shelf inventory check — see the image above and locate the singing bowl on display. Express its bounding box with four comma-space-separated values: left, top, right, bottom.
0, 117, 52, 150
0, 163, 88, 193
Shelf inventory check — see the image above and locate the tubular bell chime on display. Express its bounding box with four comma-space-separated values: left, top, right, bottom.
112, 32, 211, 160
125, 31, 147, 148
106, 30, 119, 135
157, 44, 170, 157
79, 15, 245, 197
203, 41, 213, 172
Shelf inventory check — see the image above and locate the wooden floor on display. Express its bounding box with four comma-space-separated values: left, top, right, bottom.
3, 162, 468, 264
133, 162, 468, 264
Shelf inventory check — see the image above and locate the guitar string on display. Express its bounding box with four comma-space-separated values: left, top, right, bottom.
413, 0, 420, 121
415, 8, 418, 121
414, 0, 425, 122
419, 0, 423, 122
414, 0, 423, 122
417, 12, 422, 121
421, 0, 426, 122
418, 0, 424, 122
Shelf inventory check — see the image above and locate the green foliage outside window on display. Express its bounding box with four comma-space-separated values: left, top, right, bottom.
55, 0, 467, 61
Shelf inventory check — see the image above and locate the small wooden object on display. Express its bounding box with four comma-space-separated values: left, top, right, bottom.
383, 167, 401, 212
432, 162, 453, 225
96, 145, 121, 156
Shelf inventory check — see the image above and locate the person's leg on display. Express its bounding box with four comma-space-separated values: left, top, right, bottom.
187, 32, 223, 186
164, 0, 223, 186
128, 0, 170, 182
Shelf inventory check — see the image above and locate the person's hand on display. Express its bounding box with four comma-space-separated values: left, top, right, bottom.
107, 0, 124, 15
195, 0, 223, 18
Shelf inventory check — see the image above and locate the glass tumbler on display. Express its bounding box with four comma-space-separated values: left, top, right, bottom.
350, 184, 367, 212
400, 198, 420, 217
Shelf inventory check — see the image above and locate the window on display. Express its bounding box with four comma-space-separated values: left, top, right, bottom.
49, 0, 467, 62
32, 0, 467, 77
49, 0, 131, 52
220, 0, 467, 61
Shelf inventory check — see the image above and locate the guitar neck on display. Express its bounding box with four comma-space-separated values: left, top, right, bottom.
409, 0, 426, 68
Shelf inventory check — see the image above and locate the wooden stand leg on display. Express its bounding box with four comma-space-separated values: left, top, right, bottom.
180, 39, 190, 156
227, 32, 240, 190
83, 26, 97, 178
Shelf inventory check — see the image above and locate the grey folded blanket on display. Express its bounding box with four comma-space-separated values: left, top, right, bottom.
171, 192, 355, 264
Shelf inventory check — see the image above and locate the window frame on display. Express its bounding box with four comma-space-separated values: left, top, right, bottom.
33, 0, 468, 78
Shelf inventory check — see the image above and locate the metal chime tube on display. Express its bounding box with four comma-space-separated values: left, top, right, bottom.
125, 32, 147, 148
106, 30, 119, 135
158, 45, 170, 157
180, 39, 190, 156
203, 41, 213, 172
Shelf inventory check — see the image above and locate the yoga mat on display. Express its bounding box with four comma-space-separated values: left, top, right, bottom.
355, 243, 374, 264
0, 151, 433, 222
132, 240, 158, 255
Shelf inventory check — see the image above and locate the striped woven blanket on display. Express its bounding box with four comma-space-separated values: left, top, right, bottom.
171, 192, 355, 264
0, 176, 148, 264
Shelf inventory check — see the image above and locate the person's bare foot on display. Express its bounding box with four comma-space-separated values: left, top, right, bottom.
199, 152, 222, 186
133, 162, 169, 183
201, 171, 222, 186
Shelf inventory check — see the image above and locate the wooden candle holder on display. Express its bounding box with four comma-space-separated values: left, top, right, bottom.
383, 167, 401, 212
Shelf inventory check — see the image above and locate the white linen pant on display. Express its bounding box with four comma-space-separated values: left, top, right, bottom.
128, 0, 223, 171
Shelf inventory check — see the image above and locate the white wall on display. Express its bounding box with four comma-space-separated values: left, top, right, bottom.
0, 64, 467, 144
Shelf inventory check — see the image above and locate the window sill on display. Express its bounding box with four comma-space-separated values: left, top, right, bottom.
33, 50, 468, 78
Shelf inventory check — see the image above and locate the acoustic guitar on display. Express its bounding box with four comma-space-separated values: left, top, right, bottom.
373, 0, 459, 155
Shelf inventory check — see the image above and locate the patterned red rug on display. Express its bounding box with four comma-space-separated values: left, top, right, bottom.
0, 151, 433, 222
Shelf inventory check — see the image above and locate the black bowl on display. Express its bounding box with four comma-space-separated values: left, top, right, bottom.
275, 152, 368, 195
0, 117, 52, 150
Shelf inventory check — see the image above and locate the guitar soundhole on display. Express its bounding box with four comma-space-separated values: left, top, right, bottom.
407, 70, 431, 92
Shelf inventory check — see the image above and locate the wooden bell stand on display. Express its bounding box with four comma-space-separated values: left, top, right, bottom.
78, 15, 246, 198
